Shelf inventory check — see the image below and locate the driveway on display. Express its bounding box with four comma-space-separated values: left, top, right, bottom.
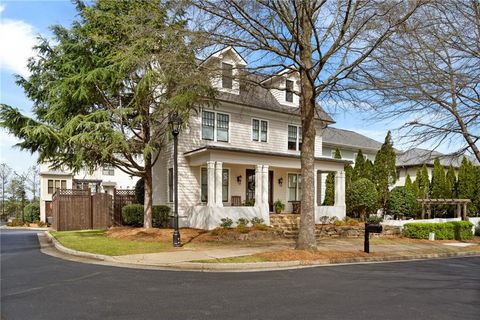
1, 229, 479, 320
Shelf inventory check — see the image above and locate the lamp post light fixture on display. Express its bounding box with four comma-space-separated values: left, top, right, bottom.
169, 113, 182, 247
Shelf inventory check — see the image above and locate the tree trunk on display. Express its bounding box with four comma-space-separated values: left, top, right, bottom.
296, 4, 317, 250
143, 159, 153, 228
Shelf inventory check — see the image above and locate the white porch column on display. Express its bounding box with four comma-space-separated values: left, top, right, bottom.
207, 161, 215, 207
334, 170, 346, 206
261, 165, 269, 206
215, 161, 223, 207
254, 165, 262, 206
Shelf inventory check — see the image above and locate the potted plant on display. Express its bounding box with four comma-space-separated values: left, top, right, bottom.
273, 200, 285, 214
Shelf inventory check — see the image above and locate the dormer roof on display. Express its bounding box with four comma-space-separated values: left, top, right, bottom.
201, 46, 247, 66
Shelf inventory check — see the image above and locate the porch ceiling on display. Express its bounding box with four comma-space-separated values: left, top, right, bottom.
184, 146, 351, 170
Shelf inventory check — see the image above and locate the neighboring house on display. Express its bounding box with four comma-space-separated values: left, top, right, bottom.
322, 127, 382, 163
320, 127, 383, 203
152, 47, 351, 230
40, 163, 137, 222
394, 148, 478, 187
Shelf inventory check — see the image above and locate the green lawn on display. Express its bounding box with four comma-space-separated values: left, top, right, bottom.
50, 230, 172, 256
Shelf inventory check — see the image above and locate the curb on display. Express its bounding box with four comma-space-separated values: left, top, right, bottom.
43, 231, 480, 272
2, 226, 50, 231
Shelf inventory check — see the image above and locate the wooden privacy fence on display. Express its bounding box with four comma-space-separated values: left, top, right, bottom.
52, 189, 113, 231
113, 189, 136, 225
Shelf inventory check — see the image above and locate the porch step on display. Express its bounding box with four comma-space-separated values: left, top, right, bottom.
270, 214, 300, 238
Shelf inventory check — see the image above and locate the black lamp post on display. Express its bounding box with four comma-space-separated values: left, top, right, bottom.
169, 113, 182, 247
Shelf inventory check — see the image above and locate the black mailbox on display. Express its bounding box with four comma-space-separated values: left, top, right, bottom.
364, 223, 382, 253
366, 224, 382, 234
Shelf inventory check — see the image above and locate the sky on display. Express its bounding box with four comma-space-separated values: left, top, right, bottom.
0, 0, 456, 175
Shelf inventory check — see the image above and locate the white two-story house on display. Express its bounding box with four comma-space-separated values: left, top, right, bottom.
152, 47, 351, 230
39, 163, 137, 222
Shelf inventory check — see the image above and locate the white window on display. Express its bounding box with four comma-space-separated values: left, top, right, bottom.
48, 179, 67, 194
285, 79, 294, 102
202, 110, 229, 142
288, 173, 301, 201
288, 125, 302, 151
200, 168, 229, 203
102, 165, 114, 176
252, 119, 268, 142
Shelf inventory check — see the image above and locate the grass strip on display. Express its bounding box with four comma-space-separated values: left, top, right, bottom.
50, 230, 172, 256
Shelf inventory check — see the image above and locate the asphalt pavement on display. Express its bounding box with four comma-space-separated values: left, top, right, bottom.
1, 229, 479, 320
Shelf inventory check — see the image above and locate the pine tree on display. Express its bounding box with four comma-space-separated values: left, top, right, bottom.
457, 157, 476, 215
323, 148, 342, 206
334, 148, 342, 159
445, 165, 457, 199
404, 174, 419, 218
416, 164, 430, 199
363, 159, 374, 181
352, 150, 366, 181
430, 159, 447, 198
322, 174, 335, 206
473, 166, 480, 215
344, 164, 353, 216
373, 131, 397, 214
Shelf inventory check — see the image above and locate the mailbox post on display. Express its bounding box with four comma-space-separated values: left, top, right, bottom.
364, 223, 383, 253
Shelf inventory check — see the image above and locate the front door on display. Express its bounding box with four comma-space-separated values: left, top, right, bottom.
245, 169, 255, 202
245, 169, 274, 211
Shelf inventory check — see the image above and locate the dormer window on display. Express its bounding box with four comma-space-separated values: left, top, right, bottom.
222, 62, 233, 89
286, 80, 294, 102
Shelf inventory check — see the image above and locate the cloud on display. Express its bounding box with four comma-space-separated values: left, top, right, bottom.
0, 4, 5, 14
0, 15, 37, 76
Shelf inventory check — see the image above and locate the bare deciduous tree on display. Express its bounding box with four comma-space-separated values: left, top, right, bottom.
0, 163, 12, 218
356, 0, 480, 162
194, 0, 422, 249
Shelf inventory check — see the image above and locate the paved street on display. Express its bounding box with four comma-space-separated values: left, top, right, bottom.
1, 229, 479, 320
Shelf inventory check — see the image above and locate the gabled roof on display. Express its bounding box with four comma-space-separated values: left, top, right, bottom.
200, 46, 247, 66
396, 148, 478, 168
199, 47, 334, 123
322, 127, 383, 151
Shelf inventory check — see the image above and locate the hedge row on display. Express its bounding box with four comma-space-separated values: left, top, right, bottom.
403, 221, 474, 240
122, 204, 171, 227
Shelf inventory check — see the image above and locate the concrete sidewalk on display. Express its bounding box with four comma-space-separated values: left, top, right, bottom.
40, 231, 480, 272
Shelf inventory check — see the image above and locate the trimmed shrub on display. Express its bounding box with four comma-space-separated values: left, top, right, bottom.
23, 202, 40, 223
403, 221, 474, 240
236, 218, 249, 227
348, 178, 378, 219
122, 204, 144, 226
7, 218, 24, 227
220, 217, 233, 228
153, 205, 171, 228
250, 217, 264, 226
388, 186, 416, 219
135, 178, 145, 205
122, 204, 171, 227
475, 222, 480, 236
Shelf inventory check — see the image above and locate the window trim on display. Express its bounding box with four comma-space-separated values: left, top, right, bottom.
251, 118, 268, 143
201, 110, 231, 143
287, 124, 302, 151
200, 167, 230, 203
287, 172, 302, 202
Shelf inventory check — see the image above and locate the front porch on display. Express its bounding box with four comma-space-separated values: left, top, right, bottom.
183, 147, 349, 230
